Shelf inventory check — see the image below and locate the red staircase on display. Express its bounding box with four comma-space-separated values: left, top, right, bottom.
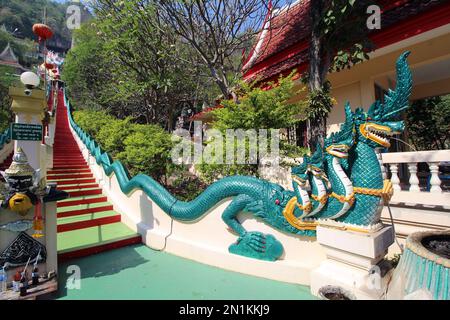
51, 90, 141, 261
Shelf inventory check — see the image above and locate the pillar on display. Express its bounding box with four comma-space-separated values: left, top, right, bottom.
8, 87, 47, 176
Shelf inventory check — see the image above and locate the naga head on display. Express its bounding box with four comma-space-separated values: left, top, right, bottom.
354, 51, 412, 148
291, 160, 309, 188
290, 144, 324, 191
306, 143, 325, 176
324, 103, 354, 158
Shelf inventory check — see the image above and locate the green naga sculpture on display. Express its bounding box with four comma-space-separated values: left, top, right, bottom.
67, 52, 412, 262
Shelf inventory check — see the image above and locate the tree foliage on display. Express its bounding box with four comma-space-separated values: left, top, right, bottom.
73, 109, 177, 185
212, 73, 308, 130
154, 0, 286, 100
306, 0, 376, 149
405, 95, 450, 151
0, 0, 73, 50
65, 1, 220, 130
197, 74, 308, 183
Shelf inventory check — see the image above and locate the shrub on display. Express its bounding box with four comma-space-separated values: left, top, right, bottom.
96, 117, 133, 157
196, 73, 308, 182
73, 110, 114, 137
74, 109, 177, 187
117, 123, 175, 184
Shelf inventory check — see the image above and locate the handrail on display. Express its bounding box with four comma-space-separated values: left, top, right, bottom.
0, 127, 11, 151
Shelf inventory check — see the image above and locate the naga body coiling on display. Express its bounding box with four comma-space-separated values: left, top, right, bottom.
67, 52, 412, 261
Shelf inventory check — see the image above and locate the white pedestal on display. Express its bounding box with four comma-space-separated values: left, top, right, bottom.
310, 225, 394, 300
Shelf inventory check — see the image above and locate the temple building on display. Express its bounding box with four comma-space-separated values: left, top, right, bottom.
241, 0, 450, 145
0, 42, 27, 74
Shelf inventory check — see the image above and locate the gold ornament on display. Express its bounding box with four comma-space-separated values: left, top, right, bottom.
9, 193, 33, 215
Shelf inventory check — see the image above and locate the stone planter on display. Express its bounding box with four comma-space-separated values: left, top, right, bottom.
388, 230, 449, 300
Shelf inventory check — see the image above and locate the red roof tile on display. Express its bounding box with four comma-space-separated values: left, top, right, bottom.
243, 0, 450, 83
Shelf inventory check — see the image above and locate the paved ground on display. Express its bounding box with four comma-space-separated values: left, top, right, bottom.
54, 244, 317, 300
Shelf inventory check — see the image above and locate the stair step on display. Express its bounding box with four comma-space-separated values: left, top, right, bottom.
53, 158, 85, 161
58, 184, 99, 191
48, 173, 93, 180
68, 189, 103, 197
57, 203, 113, 215
58, 195, 108, 208
58, 209, 117, 223
52, 165, 90, 170
57, 212, 121, 232
55, 178, 96, 186
53, 161, 87, 165
48, 169, 91, 175
57, 222, 141, 260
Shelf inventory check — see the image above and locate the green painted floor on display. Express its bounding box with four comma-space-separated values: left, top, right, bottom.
54, 244, 317, 300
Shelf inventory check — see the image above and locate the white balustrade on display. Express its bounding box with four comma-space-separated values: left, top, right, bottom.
381, 149, 450, 207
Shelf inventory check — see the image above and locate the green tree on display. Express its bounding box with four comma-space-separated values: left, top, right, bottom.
0, 0, 75, 51
0, 65, 18, 132
405, 95, 450, 150
306, 0, 376, 149
63, 24, 111, 111
197, 74, 308, 183
73, 109, 177, 186
68, 0, 220, 130
117, 123, 175, 184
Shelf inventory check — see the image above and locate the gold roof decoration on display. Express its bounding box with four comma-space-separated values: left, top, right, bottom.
5, 147, 35, 176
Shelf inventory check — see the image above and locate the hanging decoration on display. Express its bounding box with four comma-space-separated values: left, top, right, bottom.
32, 23, 53, 43
44, 62, 55, 70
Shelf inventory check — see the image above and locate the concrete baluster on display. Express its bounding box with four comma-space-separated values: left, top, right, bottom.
408, 163, 420, 192
428, 162, 442, 193
389, 163, 401, 191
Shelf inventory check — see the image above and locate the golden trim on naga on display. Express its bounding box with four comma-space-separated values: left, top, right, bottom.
353, 180, 394, 204
330, 192, 355, 206
311, 193, 329, 205
282, 197, 317, 231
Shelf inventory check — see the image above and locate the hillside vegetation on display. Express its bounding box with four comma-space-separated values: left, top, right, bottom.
0, 0, 72, 50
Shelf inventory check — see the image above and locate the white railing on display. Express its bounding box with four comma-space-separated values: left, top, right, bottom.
381, 149, 450, 208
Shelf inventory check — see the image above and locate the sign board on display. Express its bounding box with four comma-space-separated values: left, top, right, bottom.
11, 123, 43, 141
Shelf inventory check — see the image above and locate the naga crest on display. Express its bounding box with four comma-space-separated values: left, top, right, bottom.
354, 51, 412, 148
307, 143, 324, 174
324, 103, 354, 158
291, 160, 309, 187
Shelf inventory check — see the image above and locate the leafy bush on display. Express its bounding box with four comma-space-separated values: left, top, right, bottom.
196, 73, 308, 182
73, 110, 115, 137
117, 124, 175, 184
74, 109, 176, 186
96, 117, 133, 157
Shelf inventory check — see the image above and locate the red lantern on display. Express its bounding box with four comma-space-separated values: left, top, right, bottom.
32, 23, 54, 42
45, 62, 54, 70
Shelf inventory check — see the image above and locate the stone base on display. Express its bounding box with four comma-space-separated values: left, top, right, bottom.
310, 225, 395, 300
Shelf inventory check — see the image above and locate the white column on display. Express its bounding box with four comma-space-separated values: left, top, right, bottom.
389, 163, 401, 191
9, 87, 47, 172
408, 163, 420, 192
428, 162, 442, 193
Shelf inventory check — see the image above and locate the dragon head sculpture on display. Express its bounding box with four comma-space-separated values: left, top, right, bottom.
291, 159, 309, 188
290, 143, 325, 199
354, 51, 412, 148
324, 103, 355, 158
